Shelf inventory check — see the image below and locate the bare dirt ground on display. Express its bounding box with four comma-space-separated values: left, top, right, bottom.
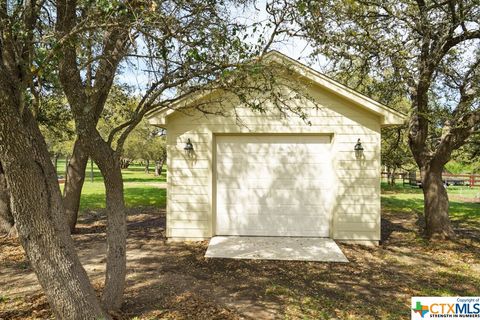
450, 195, 480, 203
1, 207, 479, 320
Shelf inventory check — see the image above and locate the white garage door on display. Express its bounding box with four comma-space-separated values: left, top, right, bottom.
215, 135, 333, 237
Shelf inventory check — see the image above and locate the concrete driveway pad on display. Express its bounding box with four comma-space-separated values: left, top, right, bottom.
205, 236, 349, 262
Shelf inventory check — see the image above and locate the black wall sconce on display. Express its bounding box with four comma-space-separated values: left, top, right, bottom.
184, 138, 194, 156
354, 138, 364, 159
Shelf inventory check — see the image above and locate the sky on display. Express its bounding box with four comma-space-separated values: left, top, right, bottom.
116, 0, 323, 94
231, 0, 315, 60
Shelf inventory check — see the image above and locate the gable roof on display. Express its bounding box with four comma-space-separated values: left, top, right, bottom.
147, 50, 407, 126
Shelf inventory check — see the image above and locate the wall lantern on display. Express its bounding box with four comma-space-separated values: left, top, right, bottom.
354, 138, 364, 159
184, 138, 194, 156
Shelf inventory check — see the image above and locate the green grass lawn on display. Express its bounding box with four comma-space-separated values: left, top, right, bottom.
56, 159, 167, 211
381, 182, 480, 226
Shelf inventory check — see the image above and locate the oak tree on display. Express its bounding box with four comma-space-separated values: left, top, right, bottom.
293, 0, 480, 239
0, 1, 110, 317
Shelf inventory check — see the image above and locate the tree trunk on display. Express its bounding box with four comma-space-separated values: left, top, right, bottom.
63, 140, 89, 233
0, 102, 109, 319
390, 168, 396, 186
120, 158, 131, 169
0, 162, 15, 236
98, 155, 126, 311
154, 158, 165, 176
79, 133, 126, 312
145, 159, 150, 174
422, 165, 455, 239
55, 1, 128, 310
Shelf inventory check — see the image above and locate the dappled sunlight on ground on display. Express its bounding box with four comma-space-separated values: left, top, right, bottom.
1, 199, 479, 319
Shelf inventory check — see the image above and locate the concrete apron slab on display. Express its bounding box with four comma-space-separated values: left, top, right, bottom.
205, 236, 349, 262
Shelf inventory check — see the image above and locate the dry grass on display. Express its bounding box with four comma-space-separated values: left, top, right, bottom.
1, 202, 479, 320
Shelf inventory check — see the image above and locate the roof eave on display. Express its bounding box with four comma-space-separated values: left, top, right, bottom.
147, 50, 408, 126
263, 51, 407, 125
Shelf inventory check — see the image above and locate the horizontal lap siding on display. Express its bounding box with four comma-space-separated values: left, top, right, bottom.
165, 84, 381, 240
166, 129, 212, 238
332, 122, 381, 240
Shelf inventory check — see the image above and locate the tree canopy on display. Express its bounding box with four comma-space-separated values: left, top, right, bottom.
289, 0, 480, 238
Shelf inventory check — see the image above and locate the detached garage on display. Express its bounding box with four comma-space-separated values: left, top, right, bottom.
148, 51, 406, 245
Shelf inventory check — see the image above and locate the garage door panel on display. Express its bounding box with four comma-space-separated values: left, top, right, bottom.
218, 150, 331, 158
216, 163, 330, 179
217, 204, 330, 216
217, 197, 325, 207
216, 179, 330, 190
216, 165, 330, 179
218, 155, 329, 172
216, 136, 330, 153
217, 141, 330, 152
216, 182, 327, 190
216, 215, 330, 237
216, 135, 332, 237
227, 229, 330, 237
218, 145, 328, 161
217, 177, 329, 184
217, 148, 331, 158
217, 188, 329, 205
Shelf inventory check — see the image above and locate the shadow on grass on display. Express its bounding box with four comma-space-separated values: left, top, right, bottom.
125, 188, 166, 208
381, 182, 424, 194
122, 175, 167, 183
80, 187, 166, 210
382, 195, 480, 225
60, 161, 167, 184
449, 201, 480, 225
120, 167, 166, 183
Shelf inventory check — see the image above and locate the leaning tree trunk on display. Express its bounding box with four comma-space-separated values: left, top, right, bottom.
422, 165, 455, 239
0, 162, 15, 236
98, 154, 126, 311
63, 140, 89, 233
145, 159, 150, 174
79, 130, 126, 312
0, 102, 109, 319
154, 158, 165, 177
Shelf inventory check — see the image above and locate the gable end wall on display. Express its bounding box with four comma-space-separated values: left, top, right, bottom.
164, 87, 381, 241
